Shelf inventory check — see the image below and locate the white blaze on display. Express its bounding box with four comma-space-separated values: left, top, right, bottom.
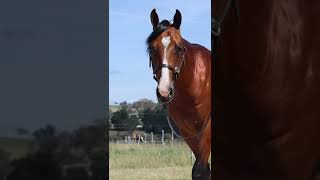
158, 36, 171, 95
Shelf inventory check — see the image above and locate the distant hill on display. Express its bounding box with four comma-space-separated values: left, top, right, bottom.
0, 137, 32, 160
109, 105, 120, 113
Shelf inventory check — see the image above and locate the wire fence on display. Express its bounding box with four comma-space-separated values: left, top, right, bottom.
113, 129, 181, 145
109, 111, 198, 164
110, 129, 197, 165
109, 111, 183, 145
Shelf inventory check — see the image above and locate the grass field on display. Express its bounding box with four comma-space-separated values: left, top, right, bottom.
109, 142, 197, 180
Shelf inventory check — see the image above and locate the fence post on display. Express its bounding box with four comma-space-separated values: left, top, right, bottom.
133, 136, 135, 144
191, 151, 193, 165
128, 135, 131, 144
161, 130, 165, 145
151, 132, 154, 144
144, 133, 147, 143
171, 131, 174, 144
125, 136, 127, 144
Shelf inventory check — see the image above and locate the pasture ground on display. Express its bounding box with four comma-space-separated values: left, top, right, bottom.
109, 142, 203, 180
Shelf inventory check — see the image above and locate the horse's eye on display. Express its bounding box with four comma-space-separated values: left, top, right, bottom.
175, 45, 182, 53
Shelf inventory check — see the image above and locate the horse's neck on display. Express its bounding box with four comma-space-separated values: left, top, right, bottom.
175, 42, 210, 103
220, 0, 303, 70
176, 43, 195, 90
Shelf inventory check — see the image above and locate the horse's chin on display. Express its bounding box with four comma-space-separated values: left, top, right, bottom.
157, 95, 173, 104
156, 92, 174, 104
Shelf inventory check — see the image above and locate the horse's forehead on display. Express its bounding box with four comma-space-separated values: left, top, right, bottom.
161, 36, 171, 48
150, 27, 182, 50
151, 27, 180, 47
164, 27, 180, 39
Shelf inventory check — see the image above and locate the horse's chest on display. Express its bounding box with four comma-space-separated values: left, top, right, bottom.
169, 105, 203, 126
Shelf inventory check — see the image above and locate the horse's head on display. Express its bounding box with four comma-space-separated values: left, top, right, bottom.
146, 9, 185, 103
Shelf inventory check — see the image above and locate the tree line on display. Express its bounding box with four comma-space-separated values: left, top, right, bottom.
0, 119, 107, 180
110, 99, 175, 134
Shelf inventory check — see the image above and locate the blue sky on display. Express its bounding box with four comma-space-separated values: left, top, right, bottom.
109, 0, 210, 104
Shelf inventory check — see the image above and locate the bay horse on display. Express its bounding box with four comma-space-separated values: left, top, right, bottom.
146, 9, 211, 179
213, 0, 320, 179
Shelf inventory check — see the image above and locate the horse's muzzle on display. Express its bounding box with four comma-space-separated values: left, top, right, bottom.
156, 85, 174, 104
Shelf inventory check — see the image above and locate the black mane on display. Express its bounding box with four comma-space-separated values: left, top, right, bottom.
146, 20, 171, 53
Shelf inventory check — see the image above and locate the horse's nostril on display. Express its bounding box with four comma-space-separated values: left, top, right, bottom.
156, 86, 174, 104
156, 87, 168, 98
168, 87, 174, 98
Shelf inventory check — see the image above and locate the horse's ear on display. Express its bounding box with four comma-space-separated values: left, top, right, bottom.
173, 9, 182, 30
150, 9, 159, 29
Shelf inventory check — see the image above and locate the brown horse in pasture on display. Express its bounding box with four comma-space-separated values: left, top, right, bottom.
213, 0, 320, 179
146, 9, 212, 179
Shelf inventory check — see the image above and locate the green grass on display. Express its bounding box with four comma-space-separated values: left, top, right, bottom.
109, 143, 196, 180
